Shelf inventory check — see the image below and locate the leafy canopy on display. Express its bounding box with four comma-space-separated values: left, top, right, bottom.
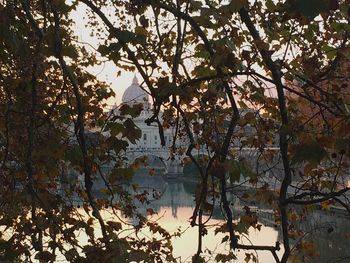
1, 0, 350, 262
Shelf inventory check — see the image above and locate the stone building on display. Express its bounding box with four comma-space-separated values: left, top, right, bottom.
115, 76, 184, 175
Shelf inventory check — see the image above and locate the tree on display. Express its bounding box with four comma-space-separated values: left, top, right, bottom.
1, 0, 350, 262
0, 1, 175, 262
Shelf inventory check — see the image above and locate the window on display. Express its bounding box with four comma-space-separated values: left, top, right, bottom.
154, 135, 157, 140
143, 134, 147, 140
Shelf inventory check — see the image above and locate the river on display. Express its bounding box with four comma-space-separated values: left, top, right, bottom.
127, 174, 350, 263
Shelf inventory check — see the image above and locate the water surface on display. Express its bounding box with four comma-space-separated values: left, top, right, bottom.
131, 174, 350, 263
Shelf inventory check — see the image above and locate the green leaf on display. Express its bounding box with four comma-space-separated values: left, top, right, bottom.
215, 252, 237, 262
228, 159, 256, 182
123, 118, 141, 144
105, 122, 125, 137
62, 45, 79, 59
135, 26, 148, 36
234, 221, 249, 234
156, 77, 186, 101
105, 136, 129, 154
119, 103, 143, 118
192, 65, 216, 78
295, 0, 328, 18
118, 30, 136, 43
266, 0, 276, 11
228, 0, 248, 12
110, 167, 134, 182
65, 249, 79, 262
321, 44, 337, 60
65, 145, 83, 166
128, 251, 149, 262
98, 42, 123, 56
291, 140, 328, 165
228, 160, 241, 182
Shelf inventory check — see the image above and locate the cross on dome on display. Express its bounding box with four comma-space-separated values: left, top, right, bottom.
132, 75, 139, 85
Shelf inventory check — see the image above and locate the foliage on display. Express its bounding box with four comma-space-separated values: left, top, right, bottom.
1, 0, 350, 262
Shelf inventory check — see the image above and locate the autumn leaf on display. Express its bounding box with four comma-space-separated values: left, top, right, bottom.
107, 221, 122, 231
148, 168, 156, 176
146, 208, 156, 215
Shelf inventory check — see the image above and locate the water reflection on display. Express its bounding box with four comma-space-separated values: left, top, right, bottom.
130, 174, 350, 263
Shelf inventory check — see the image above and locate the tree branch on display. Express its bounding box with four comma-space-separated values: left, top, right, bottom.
239, 7, 292, 263
51, 4, 110, 245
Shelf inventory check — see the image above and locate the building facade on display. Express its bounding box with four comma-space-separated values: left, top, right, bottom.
117, 76, 183, 175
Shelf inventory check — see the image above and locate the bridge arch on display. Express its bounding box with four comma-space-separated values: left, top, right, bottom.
129, 153, 168, 175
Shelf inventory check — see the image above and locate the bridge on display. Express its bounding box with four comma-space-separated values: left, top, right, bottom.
118, 77, 281, 177
125, 146, 184, 175
124, 146, 281, 177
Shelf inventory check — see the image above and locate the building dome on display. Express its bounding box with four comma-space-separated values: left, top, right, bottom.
122, 76, 149, 105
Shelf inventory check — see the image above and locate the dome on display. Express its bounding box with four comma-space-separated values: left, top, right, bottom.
122, 76, 149, 105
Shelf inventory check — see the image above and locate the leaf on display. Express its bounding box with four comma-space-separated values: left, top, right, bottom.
105, 122, 125, 137
228, 160, 241, 182
221, 235, 229, 244
301, 240, 318, 257
289, 255, 302, 263
119, 103, 143, 118
228, 159, 256, 182
291, 140, 328, 165
107, 137, 129, 154
118, 30, 136, 43
110, 167, 134, 182
210, 163, 226, 179
321, 200, 331, 210
146, 208, 156, 215
228, 0, 248, 12
266, 0, 276, 10
320, 180, 333, 190
148, 168, 156, 176
97, 42, 123, 56
62, 45, 78, 59
234, 222, 249, 234
65, 249, 79, 262
139, 15, 149, 27
295, 0, 328, 18
215, 252, 237, 262
128, 251, 149, 262
85, 226, 95, 238
192, 65, 216, 78
123, 118, 141, 144
135, 26, 148, 36
107, 221, 122, 231
35, 251, 55, 262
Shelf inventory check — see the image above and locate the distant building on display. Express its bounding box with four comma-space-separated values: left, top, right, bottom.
113, 76, 184, 175
119, 76, 173, 150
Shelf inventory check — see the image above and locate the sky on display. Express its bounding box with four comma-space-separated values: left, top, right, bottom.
72, 4, 138, 109
71, 2, 277, 111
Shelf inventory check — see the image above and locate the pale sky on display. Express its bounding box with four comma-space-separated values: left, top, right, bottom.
72, 3, 277, 111
72, 5, 139, 109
